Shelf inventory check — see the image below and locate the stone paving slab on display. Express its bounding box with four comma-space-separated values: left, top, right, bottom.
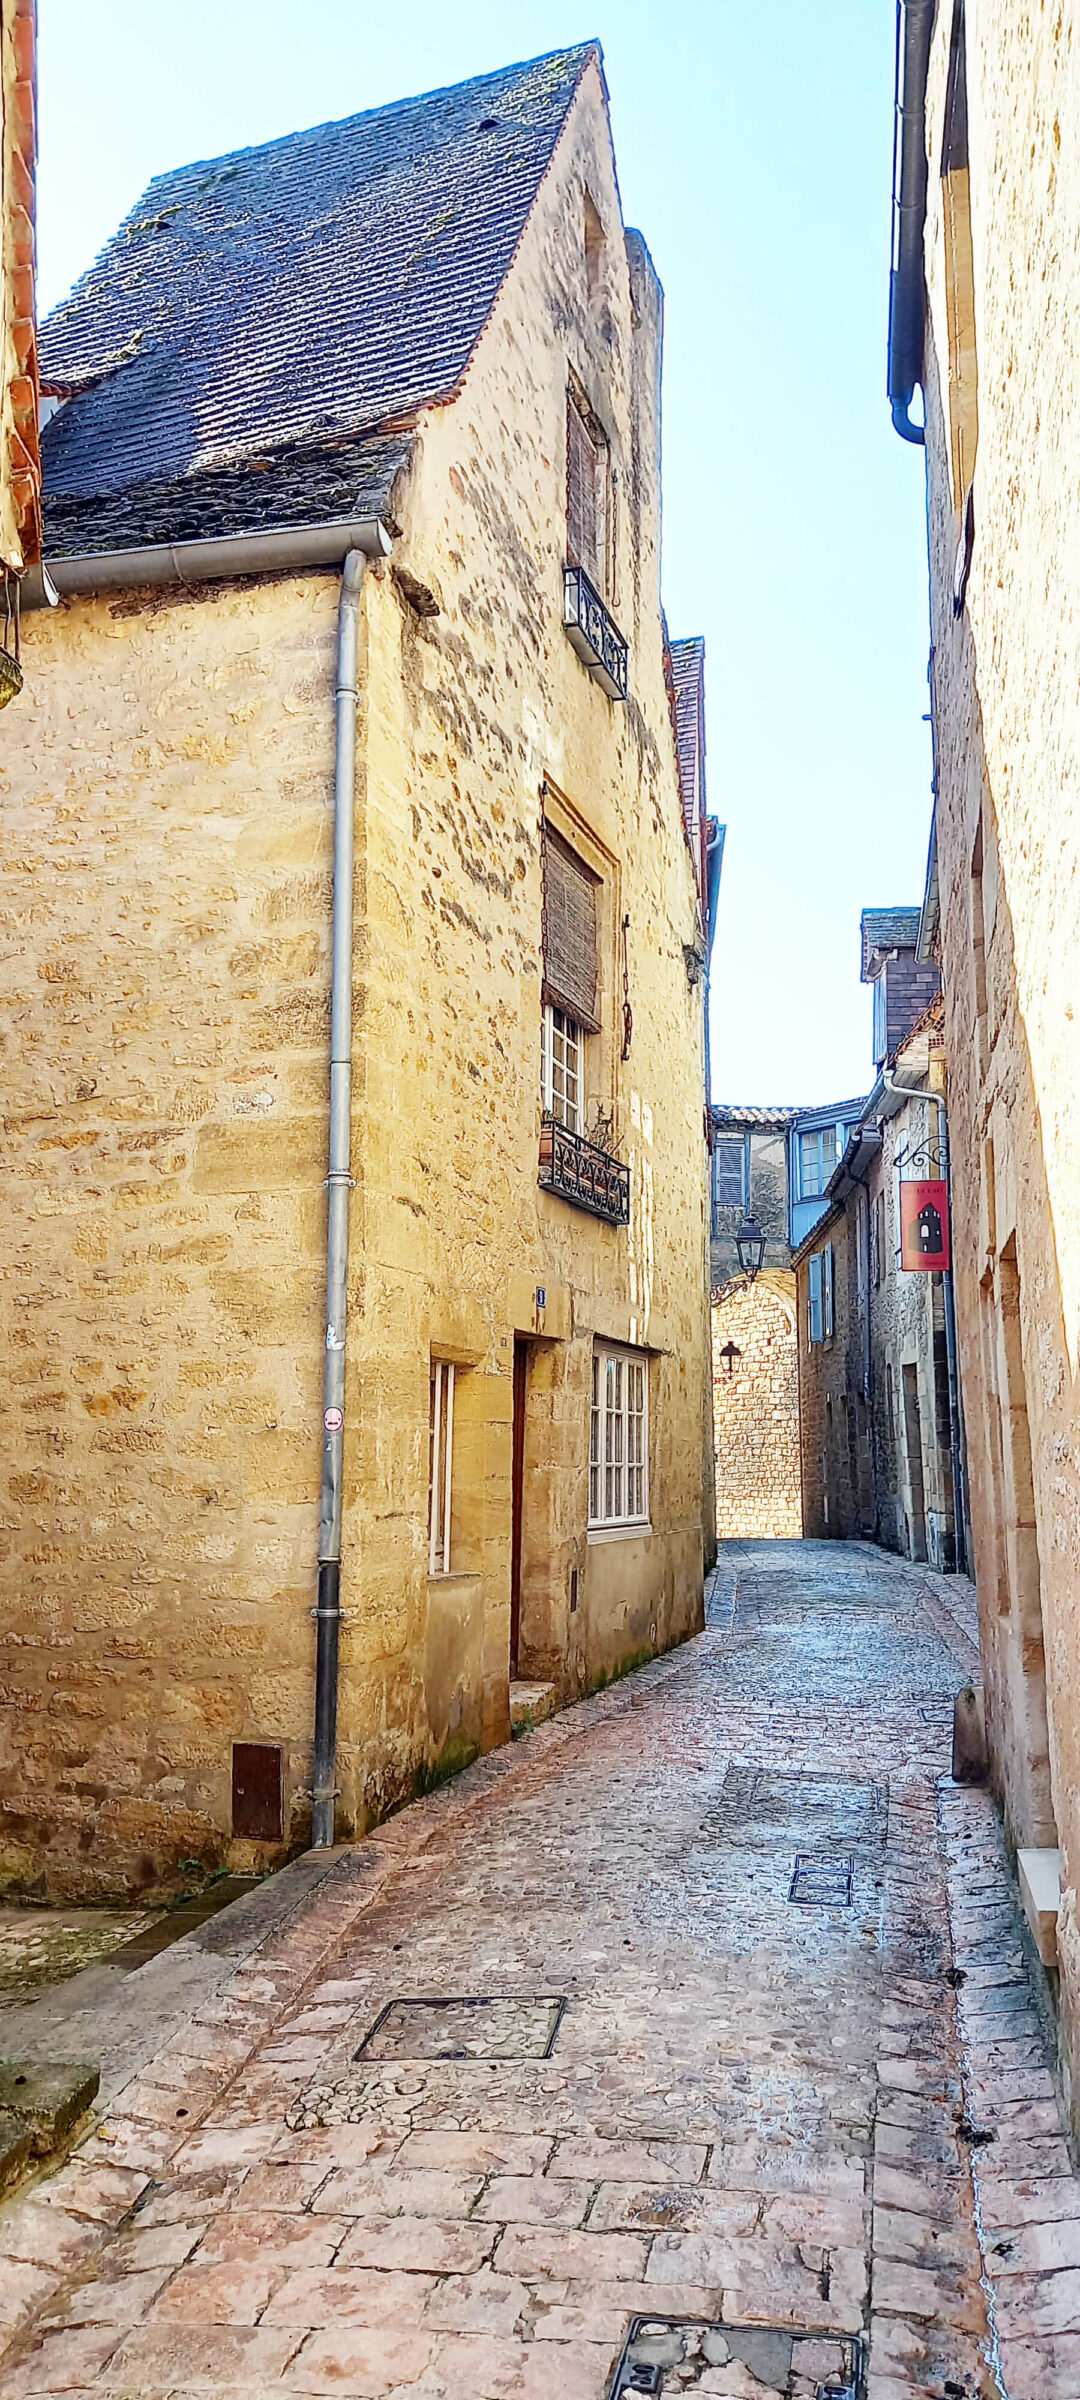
0, 1541, 1075, 2398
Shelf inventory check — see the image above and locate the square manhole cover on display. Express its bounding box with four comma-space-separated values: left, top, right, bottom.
788, 1852, 854, 1908
610, 2317, 863, 2397
355, 1994, 567, 2062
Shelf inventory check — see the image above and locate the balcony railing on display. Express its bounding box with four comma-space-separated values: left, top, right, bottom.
563, 565, 629, 701
538, 1116, 630, 1227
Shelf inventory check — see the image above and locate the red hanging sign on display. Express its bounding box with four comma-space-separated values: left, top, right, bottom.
899, 1177, 950, 1272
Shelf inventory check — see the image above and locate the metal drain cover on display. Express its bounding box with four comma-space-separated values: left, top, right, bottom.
788, 1852, 854, 1907
610, 2317, 863, 2397
355, 1994, 567, 2062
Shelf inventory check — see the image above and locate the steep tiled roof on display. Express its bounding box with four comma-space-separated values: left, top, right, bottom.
669, 637, 705, 836
860, 906, 921, 977
39, 44, 598, 552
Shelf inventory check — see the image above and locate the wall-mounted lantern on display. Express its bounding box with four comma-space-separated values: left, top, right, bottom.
735, 1214, 766, 1281
718, 1339, 743, 1376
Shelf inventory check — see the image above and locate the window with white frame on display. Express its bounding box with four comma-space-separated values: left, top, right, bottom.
589, 1344, 648, 1529
541, 1003, 584, 1133
799, 1125, 837, 1199
428, 1360, 456, 1575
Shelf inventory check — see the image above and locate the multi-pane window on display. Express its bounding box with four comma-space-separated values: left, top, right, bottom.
799, 1126, 837, 1199
589, 1344, 648, 1528
428, 1360, 456, 1575
713, 1135, 746, 1213
541, 1003, 584, 1134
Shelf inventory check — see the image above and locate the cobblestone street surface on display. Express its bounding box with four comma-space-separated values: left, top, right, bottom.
1, 1541, 1076, 2398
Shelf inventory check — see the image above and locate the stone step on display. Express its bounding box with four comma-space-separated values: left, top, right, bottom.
509, 1681, 558, 1733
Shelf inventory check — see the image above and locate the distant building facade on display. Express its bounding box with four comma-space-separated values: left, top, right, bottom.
796, 990, 965, 1573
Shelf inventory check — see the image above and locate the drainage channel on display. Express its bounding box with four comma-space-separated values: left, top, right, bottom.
610, 2315, 863, 2397
107, 1875, 263, 1971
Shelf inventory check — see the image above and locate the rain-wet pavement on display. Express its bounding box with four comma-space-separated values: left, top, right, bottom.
0, 1539, 1075, 2398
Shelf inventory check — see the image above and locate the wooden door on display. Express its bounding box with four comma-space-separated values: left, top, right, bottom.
510, 1339, 528, 1677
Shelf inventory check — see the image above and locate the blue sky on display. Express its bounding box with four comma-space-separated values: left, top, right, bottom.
38, 1, 932, 1107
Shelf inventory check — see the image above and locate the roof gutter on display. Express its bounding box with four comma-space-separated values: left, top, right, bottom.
887, 0, 934, 444
21, 515, 392, 608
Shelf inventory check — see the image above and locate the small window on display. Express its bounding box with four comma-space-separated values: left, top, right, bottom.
808, 1253, 824, 1345
823, 1242, 835, 1340
590, 1343, 648, 1528
566, 384, 609, 596
799, 1126, 837, 1200
428, 1360, 456, 1575
541, 1003, 584, 1134
874, 1191, 886, 1288
872, 974, 887, 1064
583, 188, 604, 299
714, 1135, 746, 1214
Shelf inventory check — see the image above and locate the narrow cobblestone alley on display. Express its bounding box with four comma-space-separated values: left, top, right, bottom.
1, 1542, 1077, 2400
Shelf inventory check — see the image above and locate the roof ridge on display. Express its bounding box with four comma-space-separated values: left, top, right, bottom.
131, 42, 602, 203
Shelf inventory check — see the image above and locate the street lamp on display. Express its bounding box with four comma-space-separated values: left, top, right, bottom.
735, 1213, 766, 1281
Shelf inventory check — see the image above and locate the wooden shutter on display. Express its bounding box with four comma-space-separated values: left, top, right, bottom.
566, 391, 605, 591
542, 823, 600, 1031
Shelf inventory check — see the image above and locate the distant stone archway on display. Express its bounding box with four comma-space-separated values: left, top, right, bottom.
712, 1271, 802, 1539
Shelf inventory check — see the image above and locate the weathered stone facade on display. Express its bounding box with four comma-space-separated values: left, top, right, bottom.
0, 57, 713, 1896
0, 0, 38, 582
711, 1274, 801, 1539
913, 0, 1080, 2129
796, 1003, 961, 1570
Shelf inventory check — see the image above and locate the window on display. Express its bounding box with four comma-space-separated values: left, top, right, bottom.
428, 1361, 456, 1575
566, 384, 609, 595
872, 974, 887, 1064
823, 1242, 835, 1340
808, 1253, 824, 1345
541, 1004, 584, 1133
799, 1125, 836, 1200
713, 1135, 747, 1214
583, 188, 604, 299
542, 820, 600, 1032
590, 1344, 648, 1528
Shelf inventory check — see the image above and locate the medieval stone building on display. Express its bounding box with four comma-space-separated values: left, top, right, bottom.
888, 0, 1080, 2109
0, 45, 717, 1895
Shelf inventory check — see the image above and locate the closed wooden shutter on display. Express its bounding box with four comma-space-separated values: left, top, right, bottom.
566, 391, 606, 592
542, 823, 600, 1031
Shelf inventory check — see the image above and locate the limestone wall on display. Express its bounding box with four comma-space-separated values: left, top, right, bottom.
0, 58, 711, 1895
711, 1277, 801, 1539
922, 0, 1080, 2125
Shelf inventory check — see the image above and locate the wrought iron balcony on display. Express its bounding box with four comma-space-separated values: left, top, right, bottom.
538, 1116, 630, 1227
563, 564, 629, 701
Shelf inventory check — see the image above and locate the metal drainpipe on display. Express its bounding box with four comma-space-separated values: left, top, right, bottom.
887, 0, 935, 443
311, 548, 366, 1849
